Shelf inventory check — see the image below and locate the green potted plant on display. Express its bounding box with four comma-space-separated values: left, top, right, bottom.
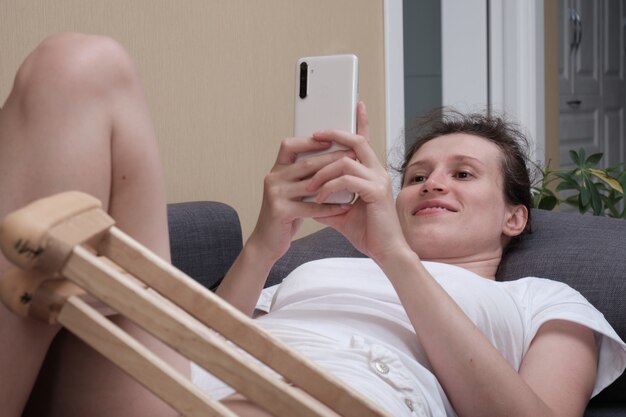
531, 149, 626, 218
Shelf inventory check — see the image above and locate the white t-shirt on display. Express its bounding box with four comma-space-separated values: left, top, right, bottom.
192, 258, 626, 416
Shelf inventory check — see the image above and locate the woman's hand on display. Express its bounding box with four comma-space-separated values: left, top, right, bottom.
308, 102, 410, 262
218, 134, 355, 314
246, 135, 354, 264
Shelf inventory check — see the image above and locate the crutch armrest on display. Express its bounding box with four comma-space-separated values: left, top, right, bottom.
0, 191, 114, 273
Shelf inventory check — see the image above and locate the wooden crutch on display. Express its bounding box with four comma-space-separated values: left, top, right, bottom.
0, 191, 390, 417
1, 267, 240, 417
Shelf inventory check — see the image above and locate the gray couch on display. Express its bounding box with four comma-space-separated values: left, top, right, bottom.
167, 201, 626, 417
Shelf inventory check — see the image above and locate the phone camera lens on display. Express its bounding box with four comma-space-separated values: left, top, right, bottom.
299, 62, 308, 99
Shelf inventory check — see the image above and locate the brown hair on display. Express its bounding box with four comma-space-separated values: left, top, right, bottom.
400, 108, 533, 236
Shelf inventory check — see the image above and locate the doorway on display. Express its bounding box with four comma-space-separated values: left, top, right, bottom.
559, 0, 626, 169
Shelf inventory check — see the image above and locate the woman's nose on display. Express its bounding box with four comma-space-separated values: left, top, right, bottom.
420, 174, 447, 194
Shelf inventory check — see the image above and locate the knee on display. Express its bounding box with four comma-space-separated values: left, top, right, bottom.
13, 32, 139, 101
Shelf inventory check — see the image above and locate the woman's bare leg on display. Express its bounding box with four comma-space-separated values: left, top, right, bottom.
0, 33, 185, 417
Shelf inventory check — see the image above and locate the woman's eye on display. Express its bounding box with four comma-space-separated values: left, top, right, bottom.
455, 171, 472, 179
410, 175, 426, 183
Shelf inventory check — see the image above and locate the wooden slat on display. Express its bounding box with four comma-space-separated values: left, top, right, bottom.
99, 226, 388, 417
58, 295, 236, 417
62, 245, 338, 417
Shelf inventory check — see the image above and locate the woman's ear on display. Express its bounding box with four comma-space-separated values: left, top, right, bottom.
503, 205, 528, 237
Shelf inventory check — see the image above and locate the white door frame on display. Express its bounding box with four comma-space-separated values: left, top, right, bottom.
384, 0, 405, 164
442, 0, 546, 164
441, 0, 489, 113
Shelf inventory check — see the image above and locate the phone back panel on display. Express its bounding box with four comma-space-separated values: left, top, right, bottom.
294, 54, 358, 138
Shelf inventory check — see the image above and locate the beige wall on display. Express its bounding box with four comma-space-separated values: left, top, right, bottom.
0, 1, 387, 239
543, 0, 560, 169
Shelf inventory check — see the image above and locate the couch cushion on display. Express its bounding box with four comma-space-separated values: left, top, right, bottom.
168, 201, 242, 290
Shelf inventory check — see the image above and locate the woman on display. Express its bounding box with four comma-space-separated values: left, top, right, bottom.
204, 103, 626, 417
1, 33, 624, 417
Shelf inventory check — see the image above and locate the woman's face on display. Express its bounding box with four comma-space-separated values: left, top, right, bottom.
396, 133, 526, 263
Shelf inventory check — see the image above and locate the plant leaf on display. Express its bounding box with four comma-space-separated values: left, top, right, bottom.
569, 149, 581, 166
553, 172, 571, 181
555, 181, 578, 192
589, 168, 623, 193
618, 171, 626, 194
585, 152, 603, 166
580, 184, 591, 207
588, 181, 603, 215
537, 195, 558, 210
601, 194, 620, 217
554, 172, 580, 188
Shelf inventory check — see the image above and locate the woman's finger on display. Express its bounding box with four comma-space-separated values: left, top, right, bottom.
306, 156, 374, 193
275, 197, 353, 220
312, 129, 378, 168
266, 152, 361, 202
314, 175, 379, 204
311, 159, 391, 204
279, 148, 356, 181
275, 136, 332, 165
298, 200, 353, 217
356, 101, 369, 139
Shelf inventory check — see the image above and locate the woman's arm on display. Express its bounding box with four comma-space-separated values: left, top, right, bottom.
215, 137, 354, 316
311, 103, 598, 417
380, 250, 597, 417
518, 320, 597, 416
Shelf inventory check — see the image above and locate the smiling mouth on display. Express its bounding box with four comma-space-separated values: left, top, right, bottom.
412, 205, 457, 216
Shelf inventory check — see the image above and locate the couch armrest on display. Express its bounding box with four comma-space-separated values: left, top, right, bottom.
167, 201, 242, 291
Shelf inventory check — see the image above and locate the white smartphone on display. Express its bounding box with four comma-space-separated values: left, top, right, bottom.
294, 54, 359, 204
